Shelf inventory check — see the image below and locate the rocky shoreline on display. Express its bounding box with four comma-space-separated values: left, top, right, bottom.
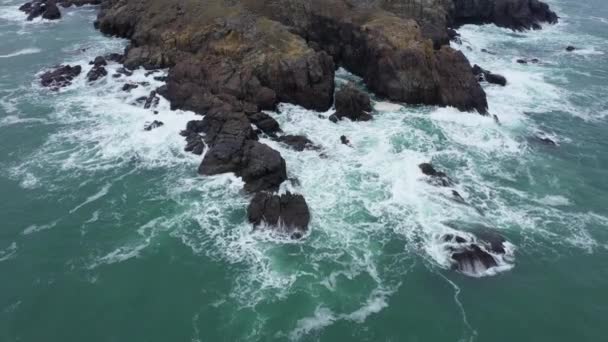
31, 0, 558, 273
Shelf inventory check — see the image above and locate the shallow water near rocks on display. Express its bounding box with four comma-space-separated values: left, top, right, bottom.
1, 0, 608, 341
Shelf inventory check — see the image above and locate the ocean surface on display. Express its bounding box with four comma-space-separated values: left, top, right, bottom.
1, 0, 607, 341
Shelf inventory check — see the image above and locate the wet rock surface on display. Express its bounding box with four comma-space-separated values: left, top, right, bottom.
247, 192, 311, 238
144, 120, 163, 131
20, 0, 103, 21
472, 64, 507, 86
419, 162, 453, 187
441, 229, 510, 275
276, 135, 318, 152
452, 0, 558, 30
330, 82, 373, 122
40, 64, 82, 90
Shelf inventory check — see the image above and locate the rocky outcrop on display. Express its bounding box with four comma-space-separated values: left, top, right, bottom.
472, 65, 507, 86
20, 1, 60, 20
90, 0, 559, 236
187, 110, 287, 193
330, 82, 373, 122
20, 0, 103, 20
451, 0, 558, 30
247, 192, 311, 238
144, 120, 163, 131
40, 65, 81, 90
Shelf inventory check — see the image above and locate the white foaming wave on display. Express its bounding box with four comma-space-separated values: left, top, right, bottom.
0, 115, 48, 127
0, 47, 41, 58
22, 220, 58, 235
89, 216, 167, 268
536, 195, 571, 206
0, 242, 17, 262
24, 60, 199, 176
69, 183, 111, 213
288, 288, 392, 340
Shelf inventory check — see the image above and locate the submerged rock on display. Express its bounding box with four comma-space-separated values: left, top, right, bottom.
247, 192, 310, 238
121, 83, 138, 92
441, 229, 511, 276
419, 163, 452, 187
144, 120, 163, 131
566, 45, 576, 52
40, 64, 81, 90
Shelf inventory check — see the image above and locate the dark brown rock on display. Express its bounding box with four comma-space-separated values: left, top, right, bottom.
332, 82, 373, 122
40, 64, 81, 90
451, 0, 558, 31
472, 64, 507, 86
247, 192, 310, 237
276, 135, 318, 151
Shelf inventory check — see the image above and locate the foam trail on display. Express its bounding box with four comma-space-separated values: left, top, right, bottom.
22, 220, 58, 235
435, 270, 478, 342
0, 48, 41, 58
69, 183, 111, 214
0, 242, 17, 262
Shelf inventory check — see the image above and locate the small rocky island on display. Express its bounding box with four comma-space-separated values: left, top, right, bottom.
30, 0, 557, 272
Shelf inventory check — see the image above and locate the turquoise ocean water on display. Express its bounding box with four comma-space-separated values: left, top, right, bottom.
1, 0, 607, 341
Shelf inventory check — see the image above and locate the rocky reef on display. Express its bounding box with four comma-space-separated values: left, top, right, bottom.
36, 0, 558, 239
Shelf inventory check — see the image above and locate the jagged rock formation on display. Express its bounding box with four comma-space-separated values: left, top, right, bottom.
42, 0, 557, 235
39, 65, 82, 90
248, 192, 311, 238
451, 0, 558, 30
20, 0, 102, 21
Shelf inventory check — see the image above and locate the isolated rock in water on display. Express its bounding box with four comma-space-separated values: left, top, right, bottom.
340, 135, 351, 146
566, 45, 576, 52
331, 82, 373, 122
144, 120, 163, 131
87, 65, 107, 82
419, 163, 452, 187
472, 65, 507, 86
40, 64, 81, 90
276, 135, 317, 152
20, 1, 61, 21
451, 0, 558, 31
120, 83, 137, 92
441, 229, 510, 275
247, 192, 311, 238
